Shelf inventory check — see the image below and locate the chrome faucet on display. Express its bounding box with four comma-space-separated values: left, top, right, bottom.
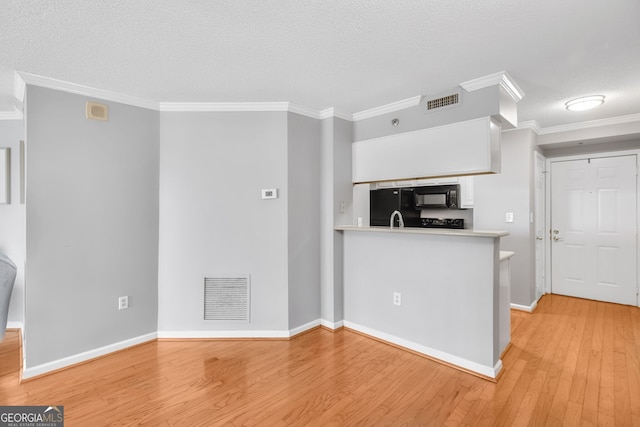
390, 210, 404, 229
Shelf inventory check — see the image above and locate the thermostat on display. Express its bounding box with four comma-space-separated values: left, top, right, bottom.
262, 189, 278, 199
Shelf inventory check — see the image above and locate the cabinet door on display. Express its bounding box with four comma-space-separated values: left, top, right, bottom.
460, 176, 474, 208
352, 117, 501, 183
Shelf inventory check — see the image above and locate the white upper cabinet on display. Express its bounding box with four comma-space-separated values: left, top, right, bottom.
352, 116, 501, 184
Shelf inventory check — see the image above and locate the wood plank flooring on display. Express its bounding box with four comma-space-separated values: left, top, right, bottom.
0, 294, 639, 426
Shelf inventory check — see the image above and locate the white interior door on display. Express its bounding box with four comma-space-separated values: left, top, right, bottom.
534, 152, 546, 299
550, 155, 637, 305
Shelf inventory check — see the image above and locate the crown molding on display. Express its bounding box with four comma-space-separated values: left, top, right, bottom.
159, 101, 354, 121
537, 113, 640, 135
460, 71, 524, 102
0, 107, 23, 120
288, 103, 323, 119
159, 101, 289, 113
514, 120, 542, 134
14, 72, 356, 120
352, 95, 422, 121
318, 107, 353, 121
16, 71, 160, 110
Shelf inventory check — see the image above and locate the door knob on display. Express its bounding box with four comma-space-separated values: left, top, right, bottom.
536, 236, 543, 240
553, 229, 559, 234
553, 236, 561, 241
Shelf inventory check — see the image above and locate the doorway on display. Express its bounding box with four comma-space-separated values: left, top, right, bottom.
549, 154, 638, 306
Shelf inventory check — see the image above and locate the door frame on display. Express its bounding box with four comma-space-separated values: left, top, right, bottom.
545, 149, 640, 307
534, 151, 546, 300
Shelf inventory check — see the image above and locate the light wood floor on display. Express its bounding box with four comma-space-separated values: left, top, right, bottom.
1, 294, 639, 426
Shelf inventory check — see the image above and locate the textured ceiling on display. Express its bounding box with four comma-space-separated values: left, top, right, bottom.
0, 0, 639, 128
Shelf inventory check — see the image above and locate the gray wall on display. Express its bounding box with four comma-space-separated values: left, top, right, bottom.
157, 111, 290, 332
25, 86, 159, 367
320, 117, 352, 324
353, 86, 504, 142
474, 129, 537, 306
287, 113, 321, 329
0, 119, 25, 327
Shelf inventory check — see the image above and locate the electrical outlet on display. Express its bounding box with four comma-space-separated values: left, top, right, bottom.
340, 201, 346, 213
118, 296, 129, 310
393, 292, 402, 306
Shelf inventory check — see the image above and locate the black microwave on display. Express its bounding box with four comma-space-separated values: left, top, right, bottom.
414, 185, 461, 209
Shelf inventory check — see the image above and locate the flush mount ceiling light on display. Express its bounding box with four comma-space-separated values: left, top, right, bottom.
565, 95, 605, 111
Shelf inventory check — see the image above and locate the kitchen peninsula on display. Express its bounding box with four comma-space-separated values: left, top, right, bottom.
335, 225, 510, 381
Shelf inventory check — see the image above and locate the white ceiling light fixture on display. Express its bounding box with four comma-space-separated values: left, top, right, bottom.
565, 95, 605, 111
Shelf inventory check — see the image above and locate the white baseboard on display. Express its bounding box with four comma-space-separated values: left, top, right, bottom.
343, 321, 501, 380
158, 318, 343, 339
22, 332, 157, 380
289, 319, 321, 337
320, 319, 344, 330
157, 329, 291, 339
6, 321, 23, 330
511, 298, 539, 313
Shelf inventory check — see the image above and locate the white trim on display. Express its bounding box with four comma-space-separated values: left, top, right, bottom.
157, 319, 323, 339
352, 95, 422, 121
0, 108, 22, 120
320, 319, 344, 330
516, 114, 640, 137
21, 332, 157, 379
342, 320, 501, 379
158, 101, 287, 112
537, 112, 640, 135
460, 71, 524, 102
534, 151, 547, 300
13, 71, 25, 104
6, 321, 23, 330
510, 300, 538, 313
513, 120, 542, 134
15, 71, 355, 119
288, 103, 323, 119
158, 101, 354, 121
157, 329, 290, 339
318, 107, 353, 122
16, 71, 159, 111
289, 319, 322, 337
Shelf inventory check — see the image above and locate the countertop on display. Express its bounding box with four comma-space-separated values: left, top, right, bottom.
335, 225, 509, 238
499, 251, 515, 261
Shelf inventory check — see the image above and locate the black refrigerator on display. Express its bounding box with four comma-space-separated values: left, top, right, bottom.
370, 187, 420, 227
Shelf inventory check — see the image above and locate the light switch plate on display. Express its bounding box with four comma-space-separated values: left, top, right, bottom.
506, 212, 514, 223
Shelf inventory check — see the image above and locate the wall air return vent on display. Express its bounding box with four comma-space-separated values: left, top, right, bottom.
421, 89, 462, 112
86, 101, 109, 121
204, 276, 250, 321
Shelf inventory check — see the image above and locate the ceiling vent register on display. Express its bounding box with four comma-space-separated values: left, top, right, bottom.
204, 276, 250, 321
422, 89, 462, 112
427, 93, 458, 110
